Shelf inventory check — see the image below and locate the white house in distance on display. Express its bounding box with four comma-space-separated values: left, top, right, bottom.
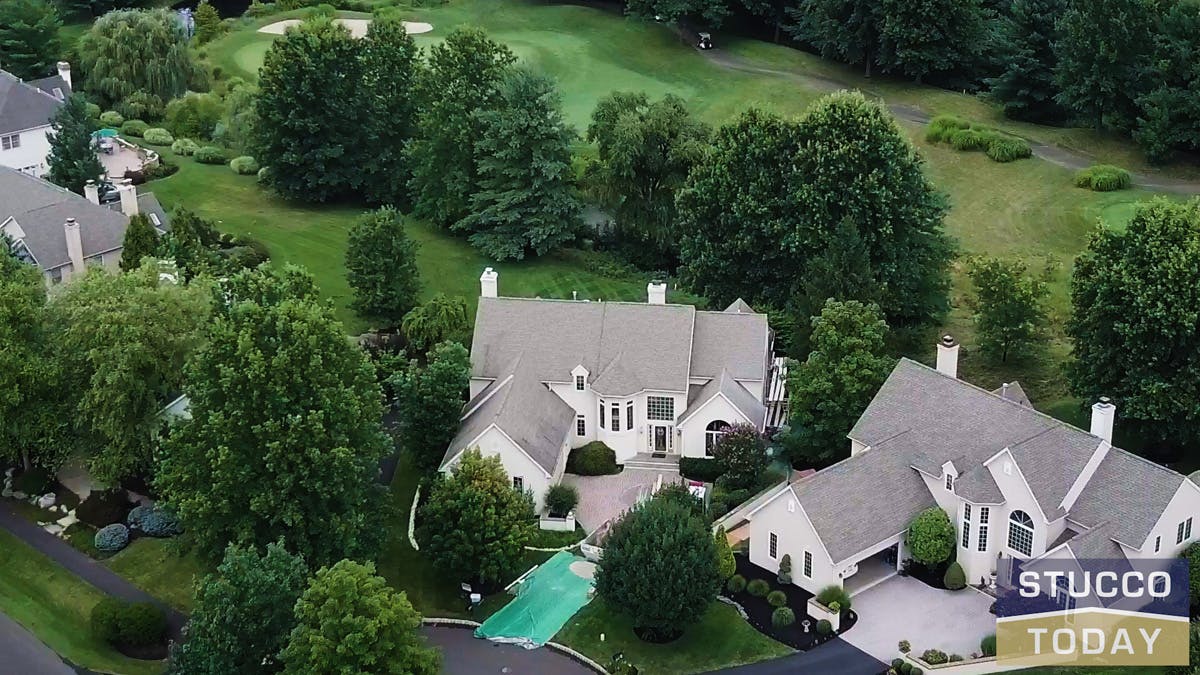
728, 336, 1200, 597
439, 268, 772, 510
0, 63, 73, 177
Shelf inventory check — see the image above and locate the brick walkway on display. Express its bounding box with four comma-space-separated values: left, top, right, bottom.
562, 468, 680, 533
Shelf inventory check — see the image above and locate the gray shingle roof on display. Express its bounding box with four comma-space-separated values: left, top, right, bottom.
443, 355, 576, 474
690, 310, 769, 381
1, 167, 128, 270
679, 368, 766, 429
1070, 449, 1185, 547
724, 298, 755, 314
591, 353, 643, 396
0, 70, 63, 134
992, 381, 1031, 407
955, 464, 1003, 504
27, 74, 70, 100
1063, 522, 1129, 563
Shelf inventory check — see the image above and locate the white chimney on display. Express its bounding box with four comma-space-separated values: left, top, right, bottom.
64, 218, 85, 278
480, 267, 498, 298
1090, 397, 1115, 442
118, 180, 138, 216
935, 335, 959, 378
56, 61, 72, 90
647, 280, 667, 305
84, 179, 99, 205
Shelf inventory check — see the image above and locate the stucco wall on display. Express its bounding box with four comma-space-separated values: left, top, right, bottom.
678, 394, 752, 459
0, 126, 52, 176
1140, 481, 1200, 556
442, 426, 553, 512
748, 488, 839, 595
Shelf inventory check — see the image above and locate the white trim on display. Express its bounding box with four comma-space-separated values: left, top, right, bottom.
676, 390, 754, 427
461, 374, 513, 420
1058, 440, 1109, 512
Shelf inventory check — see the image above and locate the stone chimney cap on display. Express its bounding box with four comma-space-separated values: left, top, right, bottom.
940, 335, 957, 347
66, 217, 76, 224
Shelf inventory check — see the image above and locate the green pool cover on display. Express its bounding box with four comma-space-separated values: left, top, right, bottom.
475, 551, 594, 647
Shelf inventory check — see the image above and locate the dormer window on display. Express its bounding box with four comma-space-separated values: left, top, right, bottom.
945, 474, 953, 491
575, 375, 585, 390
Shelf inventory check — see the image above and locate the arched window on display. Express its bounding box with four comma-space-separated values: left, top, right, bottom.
1007, 510, 1034, 556
705, 420, 730, 456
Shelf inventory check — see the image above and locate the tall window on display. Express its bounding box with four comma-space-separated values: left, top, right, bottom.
803, 550, 812, 578
626, 401, 633, 430
0, 134, 19, 151
1179, 517, 1194, 545
512, 476, 523, 491
600, 401, 605, 429
705, 420, 730, 457
945, 474, 954, 491
576, 415, 586, 437
1155, 535, 1162, 553
647, 396, 674, 421
611, 403, 621, 432
961, 504, 972, 549
575, 375, 585, 390
977, 507, 990, 552
1008, 510, 1034, 556
769, 532, 778, 559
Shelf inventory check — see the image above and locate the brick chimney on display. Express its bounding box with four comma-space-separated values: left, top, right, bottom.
935, 335, 959, 378
480, 267, 498, 298
64, 218, 85, 278
1090, 397, 1115, 442
84, 179, 99, 205
647, 280, 667, 305
118, 180, 138, 216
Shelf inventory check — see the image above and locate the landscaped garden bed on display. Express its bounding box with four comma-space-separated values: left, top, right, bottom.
721, 554, 856, 650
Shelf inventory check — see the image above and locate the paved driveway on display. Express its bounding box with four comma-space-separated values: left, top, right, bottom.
0, 611, 76, 675
841, 576, 996, 662
562, 469, 677, 533
422, 626, 593, 674
712, 638, 883, 674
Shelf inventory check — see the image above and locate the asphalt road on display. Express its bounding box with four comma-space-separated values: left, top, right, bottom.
0, 611, 76, 675
423, 626, 596, 675
713, 638, 885, 675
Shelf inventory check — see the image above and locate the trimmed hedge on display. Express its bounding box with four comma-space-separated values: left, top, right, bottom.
726, 574, 746, 593
90, 598, 166, 647
771, 606, 795, 629
142, 128, 174, 145
948, 128, 996, 152
816, 619, 832, 635
230, 155, 259, 175
943, 561, 966, 590
981, 633, 997, 657
171, 138, 199, 155
14, 467, 52, 495
679, 457, 723, 482
766, 590, 787, 607
986, 136, 1032, 162
1075, 164, 1132, 192
193, 146, 227, 164
747, 579, 770, 597
566, 442, 618, 475
545, 484, 579, 517
99, 110, 124, 127
119, 119, 148, 138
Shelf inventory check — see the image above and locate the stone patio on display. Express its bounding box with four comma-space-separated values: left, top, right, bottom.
98, 143, 149, 178
840, 575, 996, 662
561, 467, 682, 533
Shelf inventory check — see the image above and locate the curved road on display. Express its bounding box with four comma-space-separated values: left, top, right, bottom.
0, 611, 77, 675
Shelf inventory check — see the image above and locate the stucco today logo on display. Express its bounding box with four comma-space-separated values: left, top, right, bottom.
993, 558, 1190, 666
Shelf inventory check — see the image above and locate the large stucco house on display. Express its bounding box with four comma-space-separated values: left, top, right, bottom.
0, 64, 73, 177
439, 268, 773, 510
728, 337, 1200, 597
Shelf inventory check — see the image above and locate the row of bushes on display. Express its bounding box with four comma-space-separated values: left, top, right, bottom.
888, 658, 925, 675
90, 598, 166, 648
1074, 164, 1132, 192
897, 634, 993, 668
566, 442, 619, 475
725, 574, 809, 631
926, 115, 1033, 163
679, 457, 723, 482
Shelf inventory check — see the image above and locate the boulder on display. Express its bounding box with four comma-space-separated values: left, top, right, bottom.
11, 491, 26, 500
42, 523, 63, 536
38, 493, 56, 509
56, 514, 78, 529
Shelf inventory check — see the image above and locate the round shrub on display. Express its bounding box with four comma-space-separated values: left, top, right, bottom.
921, 649, 948, 665
767, 590, 787, 607
912, 668, 923, 675
95, 523, 130, 552
1075, 164, 1132, 192
981, 634, 997, 657
986, 136, 1032, 162
949, 654, 964, 662
566, 442, 618, 475
77, 489, 130, 527
771, 606, 795, 629
171, 138, 199, 156
118, 602, 167, 646
900, 663, 913, 675
747, 579, 770, 597
943, 561, 966, 590
230, 155, 259, 175
925, 115, 970, 143
99, 110, 124, 127
727, 574, 746, 593
815, 584, 852, 613
193, 146, 227, 164
127, 505, 181, 537
85, 102, 102, 120
899, 640, 911, 654
142, 128, 174, 146
892, 658, 905, 670
948, 128, 995, 152
119, 119, 149, 138
545, 484, 579, 517
90, 597, 124, 643
816, 619, 832, 635
14, 467, 52, 495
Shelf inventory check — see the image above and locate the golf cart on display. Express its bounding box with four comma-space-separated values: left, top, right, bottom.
697, 32, 713, 50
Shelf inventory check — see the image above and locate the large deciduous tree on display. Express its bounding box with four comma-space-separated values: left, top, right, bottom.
787, 0, 881, 77
967, 257, 1049, 363
46, 94, 104, 195
401, 293, 470, 352
0, 0, 62, 80
1066, 199, 1200, 454
281, 560, 439, 675
784, 300, 894, 467
988, 0, 1066, 123
408, 27, 516, 228
1133, 1, 1200, 163
157, 267, 391, 566
345, 207, 421, 326
875, 0, 989, 84
585, 92, 709, 270
624, 0, 730, 25
457, 67, 580, 260
389, 341, 470, 474
254, 18, 369, 201
361, 15, 421, 207
167, 541, 308, 675
51, 265, 211, 483
417, 449, 535, 586
78, 9, 194, 109
594, 491, 721, 641
1054, 0, 1154, 132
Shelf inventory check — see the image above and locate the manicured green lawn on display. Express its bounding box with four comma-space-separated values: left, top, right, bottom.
0, 530, 165, 675
105, 538, 207, 613
555, 600, 793, 674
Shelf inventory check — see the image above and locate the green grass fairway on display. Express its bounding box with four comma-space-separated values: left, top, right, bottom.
105, 538, 207, 613
0, 529, 165, 675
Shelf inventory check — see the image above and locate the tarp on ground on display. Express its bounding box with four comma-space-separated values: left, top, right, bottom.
474, 550, 594, 648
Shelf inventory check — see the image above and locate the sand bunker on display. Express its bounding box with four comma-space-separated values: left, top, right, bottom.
258, 18, 433, 39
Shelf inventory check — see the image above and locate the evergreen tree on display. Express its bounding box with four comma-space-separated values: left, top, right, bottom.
457, 67, 580, 260
46, 94, 104, 195
389, 341, 471, 475
876, 0, 989, 84
192, 1, 223, 44
787, 0, 881, 77
119, 214, 159, 272
0, 0, 62, 80
361, 15, 420, 207
1133, 1, 1200, 163
345, 207, 421, 326
1054, 0, 1154, 131
989, 0, 1067, 123
408, 28, 516, 228
788, 217, 881, 352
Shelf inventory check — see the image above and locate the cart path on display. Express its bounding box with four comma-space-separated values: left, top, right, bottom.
699, 48, 1200, 195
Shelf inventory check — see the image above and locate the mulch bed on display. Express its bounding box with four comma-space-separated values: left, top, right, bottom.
114, 640, 168, 660
722, 554, 857, 650
902, 560, 950, 591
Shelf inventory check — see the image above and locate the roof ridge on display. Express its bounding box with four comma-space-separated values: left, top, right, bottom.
484, 295, 697, 308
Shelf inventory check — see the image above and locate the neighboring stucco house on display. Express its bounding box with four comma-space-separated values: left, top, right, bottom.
730, 337, 1200, 597
0, 63, 73, 177
1, 166, 170, 284
440, 267, 773, 510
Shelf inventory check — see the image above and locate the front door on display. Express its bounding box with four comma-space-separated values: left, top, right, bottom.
653, 426, 668, 454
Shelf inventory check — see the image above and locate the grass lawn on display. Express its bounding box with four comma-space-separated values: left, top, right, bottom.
0, 529, 165, 675
555, 600, 793, 674
104, 538, 207, 613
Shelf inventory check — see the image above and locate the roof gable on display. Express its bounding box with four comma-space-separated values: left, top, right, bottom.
0, 70, 63, 134
679, 369, 766, 429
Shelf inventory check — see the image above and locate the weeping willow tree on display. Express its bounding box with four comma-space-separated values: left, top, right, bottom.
78, 9, 193, 109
